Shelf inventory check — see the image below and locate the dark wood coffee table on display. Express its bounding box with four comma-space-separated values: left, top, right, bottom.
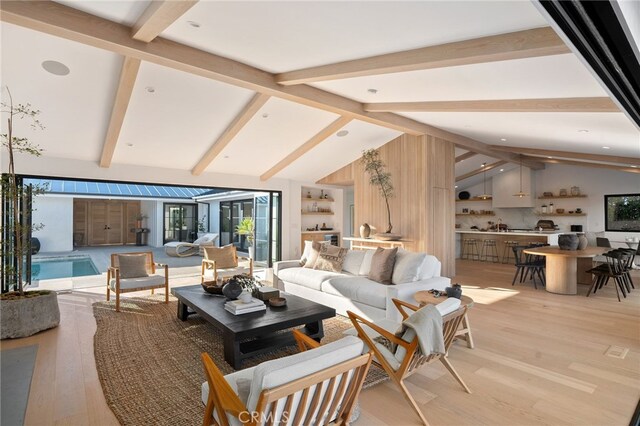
171, 285, 336, 369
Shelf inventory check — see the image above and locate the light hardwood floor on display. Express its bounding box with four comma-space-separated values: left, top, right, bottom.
2, 260, 639, 425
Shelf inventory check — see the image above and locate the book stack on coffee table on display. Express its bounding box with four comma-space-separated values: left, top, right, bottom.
224, 298, 267, 315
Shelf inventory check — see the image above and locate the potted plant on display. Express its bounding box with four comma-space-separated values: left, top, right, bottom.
1, 88, 59, 339
361, 149, 400, 240
197, 214, 208, 238
236, 217, 255, 259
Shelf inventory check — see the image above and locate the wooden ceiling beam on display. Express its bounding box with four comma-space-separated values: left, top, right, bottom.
456, 161, 507, 182
455, 151, 477, 163
99, 56, 141, 168
521, 156, 640, 174
131, 0, 198, 42
488, 145, 640, 166
276, 27, 569, 85
191, 93, 270, 176
364, 97, 618, 113
260, 117, 352, 181
0, 1, 544, 171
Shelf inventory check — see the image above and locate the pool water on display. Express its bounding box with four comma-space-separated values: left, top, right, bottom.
32, 257, 100, 280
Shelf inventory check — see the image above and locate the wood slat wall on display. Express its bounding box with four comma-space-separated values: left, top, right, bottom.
335, 133, 455, 276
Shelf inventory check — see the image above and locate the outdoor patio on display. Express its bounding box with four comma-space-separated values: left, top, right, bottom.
31, 245, 267, 292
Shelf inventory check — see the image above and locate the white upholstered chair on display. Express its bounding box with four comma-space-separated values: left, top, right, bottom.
201, 335, 371, 426
106, 251, 169, 312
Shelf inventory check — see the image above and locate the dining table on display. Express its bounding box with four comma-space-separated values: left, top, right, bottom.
523, 246, 609, 295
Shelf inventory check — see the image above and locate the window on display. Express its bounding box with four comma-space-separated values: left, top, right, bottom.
604, 193, 640, 232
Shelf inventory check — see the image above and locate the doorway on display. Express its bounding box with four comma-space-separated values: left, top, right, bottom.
163, 203, 198, 243
73, 199, 140, 246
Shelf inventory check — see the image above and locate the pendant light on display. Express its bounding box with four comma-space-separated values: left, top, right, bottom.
479, 162, 491, 199
513, 155, 529, 197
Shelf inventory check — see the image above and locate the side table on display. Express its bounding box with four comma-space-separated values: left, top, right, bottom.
413, 292, 475, 349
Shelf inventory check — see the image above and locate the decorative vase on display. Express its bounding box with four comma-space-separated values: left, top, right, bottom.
222, 280, 243, 300
577, 233, 588, 250
359, 223, 371, 238
558, 234, 579, 250
571, 186, 581, 196
445, 284, 462, 299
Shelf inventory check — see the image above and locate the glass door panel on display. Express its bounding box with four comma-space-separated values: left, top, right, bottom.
163, 203, 197, 243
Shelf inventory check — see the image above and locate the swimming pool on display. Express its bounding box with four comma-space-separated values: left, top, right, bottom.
32, 256, 100, 280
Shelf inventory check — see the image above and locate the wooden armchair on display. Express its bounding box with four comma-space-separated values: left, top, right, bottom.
201, 334, 372, 426
347, 298, 470, 425
106, 251, 169, 312
201, 245, 253, 284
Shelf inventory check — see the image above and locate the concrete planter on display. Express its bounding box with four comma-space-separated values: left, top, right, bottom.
1, 291, 60, 339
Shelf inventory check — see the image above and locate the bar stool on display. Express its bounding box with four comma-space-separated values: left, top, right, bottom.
461, 238, 480, 260
502, 240, 519, 264
481, 239, 499, 262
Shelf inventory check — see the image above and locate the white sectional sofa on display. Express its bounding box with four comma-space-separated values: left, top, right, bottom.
273, 248, 450, 322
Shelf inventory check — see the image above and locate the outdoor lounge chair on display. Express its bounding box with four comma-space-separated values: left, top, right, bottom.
164, 233, 219, 257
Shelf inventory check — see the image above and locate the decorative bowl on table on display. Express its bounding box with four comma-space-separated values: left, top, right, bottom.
375, 233, 402, 241
269, 297, 287, 307
201, 282, 224, 295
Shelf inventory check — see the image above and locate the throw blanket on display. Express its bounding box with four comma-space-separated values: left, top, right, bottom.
402, 304, 445, 355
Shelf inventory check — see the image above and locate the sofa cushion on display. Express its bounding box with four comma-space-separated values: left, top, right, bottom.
342, 250, 365, 275
314, 244, 348, 272
277, 267, 343, 291
418, 255, 442, 280
109, 274, 165, 291
322, 276, 387, 309
117, 254, 148, 278
359, 250, 375, 276
202, 366, 254, 426
368, 247, 398, 284
392, 249, 427, 284
246, 336, 364, 412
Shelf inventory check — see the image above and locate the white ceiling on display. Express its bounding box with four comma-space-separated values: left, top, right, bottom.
1, 1, 638, 186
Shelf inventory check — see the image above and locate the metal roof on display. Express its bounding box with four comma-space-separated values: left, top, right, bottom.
24, 178, 223, 200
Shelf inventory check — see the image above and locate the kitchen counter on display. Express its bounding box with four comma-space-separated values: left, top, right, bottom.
455, 230, 563, 237
455, 230, 564, 261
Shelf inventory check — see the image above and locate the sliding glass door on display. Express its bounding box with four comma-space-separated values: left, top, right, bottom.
163, 203, 198, 243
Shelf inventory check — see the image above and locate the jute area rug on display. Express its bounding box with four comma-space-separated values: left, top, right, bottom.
93, 296, 388, 426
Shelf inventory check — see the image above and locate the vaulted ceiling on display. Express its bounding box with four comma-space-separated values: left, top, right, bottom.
1, 1, 638, 186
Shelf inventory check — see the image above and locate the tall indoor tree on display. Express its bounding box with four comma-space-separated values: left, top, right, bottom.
361, 148, 394, 234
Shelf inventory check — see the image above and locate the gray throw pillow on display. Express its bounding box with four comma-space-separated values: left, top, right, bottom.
368, 247, 398, 284
117, 254, 149, 279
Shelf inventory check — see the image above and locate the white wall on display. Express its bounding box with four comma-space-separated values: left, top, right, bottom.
140, 200, 160, 247
456, 164, 640, 239
343, 187, 354, 238
32, 196, 73, 252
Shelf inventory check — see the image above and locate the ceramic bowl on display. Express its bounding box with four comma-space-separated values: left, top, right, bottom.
556, 208, 565, 213
269, 297, 287, 307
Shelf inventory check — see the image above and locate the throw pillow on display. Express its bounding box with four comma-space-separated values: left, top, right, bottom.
368, 247, 398, 284
391, 248, 427, 284
342, 250, 365, 275
303, 241, 324, 269
117, 254, 149, 278
300, 240, 328, 266
314, 244, 349, 272
358, 249, 375, 276
203, 245, 238, 269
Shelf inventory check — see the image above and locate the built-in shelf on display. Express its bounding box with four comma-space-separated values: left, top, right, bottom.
537, 195, 588, 199
301, 230, 337, 234
456, 213, 495, 217
302, 212, 334, 215
456, 197, 492, 202
535, 213, 587, 216
302, 197, 334, 202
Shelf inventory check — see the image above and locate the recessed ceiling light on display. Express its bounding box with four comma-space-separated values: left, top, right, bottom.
336, 130, 349, 137
631, 165, 637, 168
500, 138, 507, 142
454, 185, 458, 189
367, 88, 378, 94
547, 156, 553, 159
41, 60, 70, 76
187, 21, 200, 28
578, 129, 589, 133
499, 169, 504, 172
602, 146, 611, 149
262, 113, 269, 118
223, 155, 229, 159
145, 86, 155, 93
126, 143, 134, 147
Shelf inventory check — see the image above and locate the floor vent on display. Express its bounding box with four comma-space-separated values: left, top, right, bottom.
604, 345, 629, 359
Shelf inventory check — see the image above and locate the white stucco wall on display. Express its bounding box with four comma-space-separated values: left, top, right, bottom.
32, 196, 73, 253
